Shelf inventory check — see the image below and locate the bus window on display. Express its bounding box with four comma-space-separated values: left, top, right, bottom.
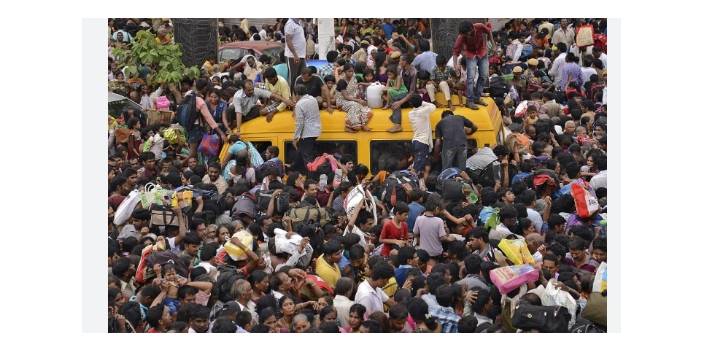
250, 141, 273, 157
284, 140, 357, 167
370, 140, 413, 174
467, 138, 478, 150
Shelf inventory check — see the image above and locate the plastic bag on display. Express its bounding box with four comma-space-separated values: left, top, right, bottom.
140, 182, 172, 209
542, 279, 578, 328
273, 228, 303, 256
489, 264, 540, 295
592, 262, 607, 293
497, 237, 536, 265
198, 133, 222, 157
223, 230, 254, 261
571, 181, 599, 218
170, 190, 193, 209
114, 189, 141, 225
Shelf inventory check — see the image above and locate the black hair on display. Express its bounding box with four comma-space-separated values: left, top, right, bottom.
119, 301, 144, 329
549, 242, 568, 259
326, 50, 339, 63
458, 21, 473, 35
394, 201, 410, 215
518, 189, 537, 206
464, 254, 483, 275
371, 261, 395, 280
569, 236, 588, 251
416, 249, 430, 264
319, 321, 340, 333
112, 257, 131, 278
146, 303, 167, 329
397, 246, 416, 265
436, 284, 455, 308
570, 225, 594, 243
361, 319, 381, 333
470, 287, 491, 314
349, 244, 365, 261
592, 237, 607, 252
177, 285, 199, 300
323, 74, 336, 84
335, 277, 355, 297
211, 317, 237, 333
481, 188, 498, 206
457, 315, 478, 333
388, 303, 409, 321
235, 310, 252, 328
500, 205, 518, 220
426, 272, 445, 295
565, 162, 581, 179
409, 94, 423, 108
322, 239, 342, 255
520, 292, 543, 306
548, 214, 566, 228
294, 84, 308, 96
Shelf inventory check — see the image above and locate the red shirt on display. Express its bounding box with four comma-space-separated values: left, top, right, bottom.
452, 23, 492, 59
380, 220, 409, 256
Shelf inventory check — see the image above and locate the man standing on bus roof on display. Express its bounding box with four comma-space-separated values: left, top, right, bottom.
285, 18, 308, 87
452, 20, 494, 111
292, 84, 321, 175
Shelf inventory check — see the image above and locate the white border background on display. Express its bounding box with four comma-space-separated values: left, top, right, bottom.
0, 1, 698, 348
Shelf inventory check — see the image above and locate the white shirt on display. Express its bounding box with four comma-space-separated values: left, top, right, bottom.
284, 18, 306, 59
354, 280, 388, 317
590, 170, 607, 190
333, 295, 354, 327
597, 53, 607, 69
580, 67, 598, 84
526, 208, 544, 233
549, 53, 567, 89
551, 27, 575, 47
488, 223, 514, 241
409, 101, 436, 150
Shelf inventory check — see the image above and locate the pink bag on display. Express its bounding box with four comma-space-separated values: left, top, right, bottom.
155, 95, 171, 110
489, 264, 540, 295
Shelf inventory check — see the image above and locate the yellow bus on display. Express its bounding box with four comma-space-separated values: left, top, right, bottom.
239, 94, 504, 173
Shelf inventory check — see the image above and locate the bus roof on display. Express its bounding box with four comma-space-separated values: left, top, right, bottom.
240, 98, 502, 135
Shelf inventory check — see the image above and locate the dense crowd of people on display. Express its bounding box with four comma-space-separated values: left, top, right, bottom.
107, 18, 608, 333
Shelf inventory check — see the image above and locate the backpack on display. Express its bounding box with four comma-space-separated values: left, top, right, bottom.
570, 318, 606, 333
176, 92, 201, 131
231, 193, 257, 218
511, 303, 572, 333
489, 76, 509, 98
381, 171, 419, 207
441, 179, 466, 202
288, 205, 331, 228
467, 160, 501, 187
256, 190, 290, 214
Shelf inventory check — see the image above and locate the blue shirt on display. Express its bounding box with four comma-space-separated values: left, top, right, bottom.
411, 51, 438, 74
395, 265, 413, 287
383, 23, 395, 39
408, 202, 425, 233
339, 254, 350, 271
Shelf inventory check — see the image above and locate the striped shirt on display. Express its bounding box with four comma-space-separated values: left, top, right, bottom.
293, 95, 321, 139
